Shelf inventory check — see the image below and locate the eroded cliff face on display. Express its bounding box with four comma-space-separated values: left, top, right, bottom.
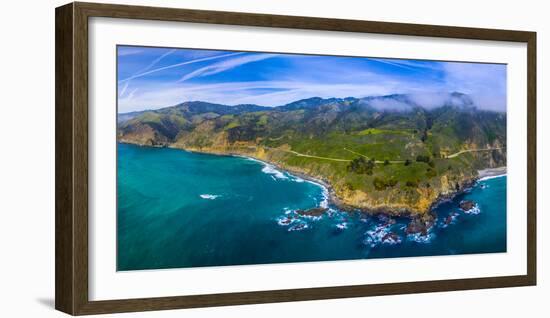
118, 123, 166, 146
287, 161, 477, 216
120, 129, 482, 217
117, 95, 506, 217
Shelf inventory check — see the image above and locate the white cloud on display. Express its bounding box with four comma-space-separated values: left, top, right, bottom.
127, 88, 138, 99
117, 51, 507, 113
118, 79, 424, 112
117, 48, 143, 56
368, 98, 414, 111
118, 82, 129, 98
370, 59, 418, 71
178, 54, 279, 82
441, 62, 506, 111
118, 52, 244, 83
136, 49, 176, 74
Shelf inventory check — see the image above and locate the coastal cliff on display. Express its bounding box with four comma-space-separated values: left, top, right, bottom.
118, 94, 507, 217
141, 141, 482, 216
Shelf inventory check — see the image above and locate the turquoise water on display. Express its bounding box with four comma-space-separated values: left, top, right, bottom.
117, 143, 507, 271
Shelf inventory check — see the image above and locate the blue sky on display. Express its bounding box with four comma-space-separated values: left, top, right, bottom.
117, 45, 506, 113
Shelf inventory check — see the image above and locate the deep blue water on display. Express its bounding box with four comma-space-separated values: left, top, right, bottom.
117, 143, 507, 271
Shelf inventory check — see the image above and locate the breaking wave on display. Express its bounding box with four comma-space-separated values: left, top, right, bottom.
462, 204, 481, 215
479, 174, 506, 182
261, 164, 288, 179
200, 194, 220, 200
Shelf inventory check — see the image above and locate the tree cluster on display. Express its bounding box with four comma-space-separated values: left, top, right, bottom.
347, 157, 375, 175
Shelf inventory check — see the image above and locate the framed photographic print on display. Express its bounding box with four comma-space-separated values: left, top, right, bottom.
55, 2, 537, 315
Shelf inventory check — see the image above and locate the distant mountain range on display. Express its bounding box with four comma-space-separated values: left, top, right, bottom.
118, 92, 506, 218
118, 92, 483, 122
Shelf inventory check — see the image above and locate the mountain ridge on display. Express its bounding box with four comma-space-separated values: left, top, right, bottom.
118, 92, 497, 119
117, 92, 506, 227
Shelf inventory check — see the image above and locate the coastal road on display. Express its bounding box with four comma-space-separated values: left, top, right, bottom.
344, 147, 504, 162
446, 147, 504, 158
277, 148, 351, 162
343, 148, 405, 163
266, 146, 504, 163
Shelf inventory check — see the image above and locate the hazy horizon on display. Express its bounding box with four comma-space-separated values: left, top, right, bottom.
117, 45, 507, 114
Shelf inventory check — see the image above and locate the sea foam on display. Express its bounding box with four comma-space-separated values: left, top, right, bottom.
462, 204, 481, 215
479, 174, 506, 181
199, 194, 220, 200
319, 188, 329, 208
407, 232, 435, 244
261, 164, 288, 180
335, 222, 348, 230
293, 176, 305, 183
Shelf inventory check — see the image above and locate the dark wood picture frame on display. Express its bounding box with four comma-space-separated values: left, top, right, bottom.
55, 2, 537, 315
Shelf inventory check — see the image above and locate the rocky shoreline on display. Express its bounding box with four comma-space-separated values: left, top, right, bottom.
119, 140, 495, 236
253, 157, 497, 237
232, 151, 480, 238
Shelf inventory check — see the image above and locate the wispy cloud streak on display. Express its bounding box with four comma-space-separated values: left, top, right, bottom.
118, 52, 244, 83
126, 88, 138, 101
118, 79, 427, 111
371, 58, 442, 71
117, 48, 143, 56
371, 59, 418, 71
118, 82, 129, 98
178, 53, 278, 82
117, 46, 507, 113
136, 49, 176, 74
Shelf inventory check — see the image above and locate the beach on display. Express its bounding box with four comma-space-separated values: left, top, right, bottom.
478, 167, 507, 180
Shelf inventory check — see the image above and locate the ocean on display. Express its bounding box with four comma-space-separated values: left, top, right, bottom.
117, 143, 507, 271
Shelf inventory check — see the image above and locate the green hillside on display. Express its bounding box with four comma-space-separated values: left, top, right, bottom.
118, 94, 506, 217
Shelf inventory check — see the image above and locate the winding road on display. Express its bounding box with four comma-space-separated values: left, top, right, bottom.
270, 148, 351, 162
268, 146, 504, 163
445, 147, 504, 158
343, 148, 405, 163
